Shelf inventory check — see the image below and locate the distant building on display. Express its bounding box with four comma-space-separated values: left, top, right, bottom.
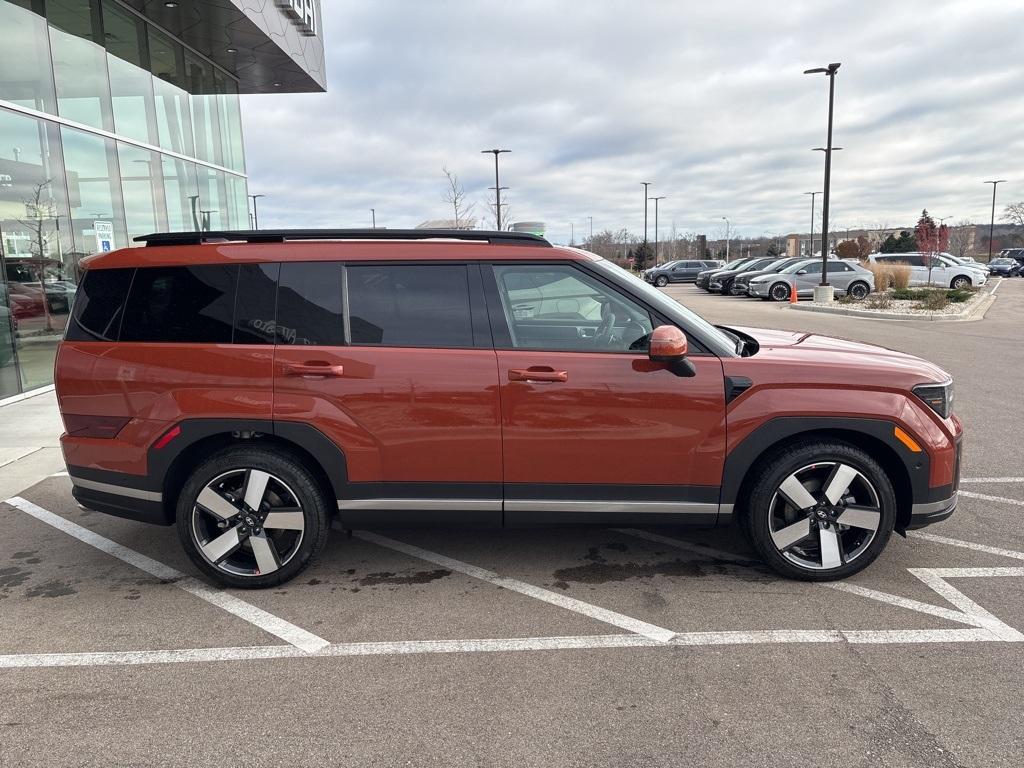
416, 219, 477, 230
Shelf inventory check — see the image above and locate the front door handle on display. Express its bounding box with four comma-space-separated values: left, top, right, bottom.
284, 361, 345, 378
508, 366, 568, 383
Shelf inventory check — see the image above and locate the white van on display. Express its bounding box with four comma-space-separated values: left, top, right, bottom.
867, 252, 987, 289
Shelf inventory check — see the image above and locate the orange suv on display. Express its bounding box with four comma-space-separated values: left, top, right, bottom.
55, 230, 961, 587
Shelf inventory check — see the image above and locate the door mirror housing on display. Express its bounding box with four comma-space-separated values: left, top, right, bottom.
649, 325, 688, 362
796, 269, 808, 275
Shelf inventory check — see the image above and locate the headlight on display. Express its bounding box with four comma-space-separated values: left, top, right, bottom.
913, 381, 954, 419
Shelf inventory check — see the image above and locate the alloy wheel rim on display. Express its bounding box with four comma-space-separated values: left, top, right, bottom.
772, 283, 788, 301
191, 469, 306, 577
851, 284, 867, 299
767, 462, 881, 570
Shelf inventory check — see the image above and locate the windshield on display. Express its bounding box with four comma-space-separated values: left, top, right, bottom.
779, 259, 814, 274
590, 259, 737, 356
992, 258, 1012, 265
764, 259, 790, 270
721, 258, 748, 270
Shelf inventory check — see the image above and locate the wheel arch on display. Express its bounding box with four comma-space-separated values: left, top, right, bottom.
723, 418, 920, 532
153, 420, 348, 523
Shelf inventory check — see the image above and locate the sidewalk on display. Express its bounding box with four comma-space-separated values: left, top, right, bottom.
0, 388, 66, 500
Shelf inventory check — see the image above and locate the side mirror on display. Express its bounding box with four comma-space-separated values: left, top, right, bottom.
649, 325, 688, 362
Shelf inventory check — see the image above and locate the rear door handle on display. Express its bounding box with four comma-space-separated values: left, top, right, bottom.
508, 367, 568, 383
284, 361, 345, 378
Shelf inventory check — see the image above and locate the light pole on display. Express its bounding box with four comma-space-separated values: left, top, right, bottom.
570, 222, 575, 246
641, 182, 652, 245
811, 147, 841, 255
649, 196, 666, 264
721, 216, 730, 260
805, 62, 841, 298
803, 192, 820, 257
588, 216, 593, 244
246, 193, 264, 230
370, 208, 376, 228
481, 149, 510, 230
984, 180, 1006, 262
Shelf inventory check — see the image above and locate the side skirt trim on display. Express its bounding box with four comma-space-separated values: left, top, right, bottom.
69, 475, 163, 502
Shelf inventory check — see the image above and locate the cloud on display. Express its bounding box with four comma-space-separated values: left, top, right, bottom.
241, 0, 1024, 243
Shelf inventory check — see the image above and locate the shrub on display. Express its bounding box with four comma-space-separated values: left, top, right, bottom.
865, 292, 892, 310
946, 288, 972, 303
863, 261, 894, 290
889, 264, 912, 290
915, 291, 949, 311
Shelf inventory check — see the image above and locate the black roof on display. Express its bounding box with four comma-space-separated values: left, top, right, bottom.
135, 229, 551, 248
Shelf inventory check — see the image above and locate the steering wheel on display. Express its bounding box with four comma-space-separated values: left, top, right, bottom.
592, 301, 617, 348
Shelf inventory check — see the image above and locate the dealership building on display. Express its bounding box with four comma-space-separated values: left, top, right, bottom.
0, 0, 326, 399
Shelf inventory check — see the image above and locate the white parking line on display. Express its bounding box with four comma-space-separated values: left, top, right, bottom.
959, 490, 1024, 507
908, 531, 1024, 561
961, 477, 1024, 484
0, 447, 44, 470
356, 531, 677, 643
3, 496, 330, 653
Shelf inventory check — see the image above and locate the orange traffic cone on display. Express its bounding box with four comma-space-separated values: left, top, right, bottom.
790, 281, 798, 304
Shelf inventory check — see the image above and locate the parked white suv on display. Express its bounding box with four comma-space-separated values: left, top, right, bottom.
867, 252, 987, 289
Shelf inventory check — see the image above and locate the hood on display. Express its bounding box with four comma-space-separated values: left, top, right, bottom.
710, 268, 744, 280
735, 268, 779, 282
730, 326, 951, 384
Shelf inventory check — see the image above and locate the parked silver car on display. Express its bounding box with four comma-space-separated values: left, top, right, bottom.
747, 258, 874, 301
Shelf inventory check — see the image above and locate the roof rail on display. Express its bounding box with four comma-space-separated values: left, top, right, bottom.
134, 229, 551, 247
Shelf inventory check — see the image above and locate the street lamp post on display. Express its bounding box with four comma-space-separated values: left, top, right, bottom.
805, 62, 841, 299
721, 216, 730, 260
803, 191, 820, 257
984, 180, 1006, 262
370, 208, 376, 228
641, 182, 652, 245
481, 149, 510, 230
649, 196, 666, 264
248, 194, 265, 230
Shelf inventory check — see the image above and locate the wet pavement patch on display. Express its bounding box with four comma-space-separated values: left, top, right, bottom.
554, 558, 707, 584
0, 566, 31, 590
24, 580, 77, 598
357, 569, 452, 587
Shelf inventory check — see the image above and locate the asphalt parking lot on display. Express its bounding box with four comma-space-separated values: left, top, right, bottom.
2, 279, 1023, 767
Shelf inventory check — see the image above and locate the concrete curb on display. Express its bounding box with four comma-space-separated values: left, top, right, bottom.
789, 292, 997, 322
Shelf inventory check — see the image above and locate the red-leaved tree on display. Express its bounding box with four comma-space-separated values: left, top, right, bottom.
915, 209, 950, 285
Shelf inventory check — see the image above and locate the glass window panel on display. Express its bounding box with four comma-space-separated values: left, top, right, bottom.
102, 0, 157, 145
185, 51, 222, 165
65, 266, 133, 341
492, 265, 652, 353
117, 143, 165, 244
0, 276, 21, 398
348, 265, 474, 348
48, 0, 114, 131
121, 265, 237, 343
214, 71, 245, 173
276, 262, 345, 346
0, 0, 56, 113
161, 155, 199, 231
225, 174, 249, 230
193, 166, 225, 231
233, 263, 279, 344
61, 126, 127, 261
149, 27, 194, 156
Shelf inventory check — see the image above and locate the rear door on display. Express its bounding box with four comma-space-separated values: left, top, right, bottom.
272, 261, 503, 524
484, 261, 727, 523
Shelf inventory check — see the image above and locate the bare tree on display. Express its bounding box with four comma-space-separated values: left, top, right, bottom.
947, 220, 975, 259
485, 198, 511, 230
1001, 202, 1024, 228
441, 166, 475, 229
16, 179, 57, 332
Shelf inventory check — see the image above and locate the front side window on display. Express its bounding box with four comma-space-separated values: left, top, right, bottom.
347, 265, 473, 347
492, 264, 652, 353
276, 262, 345, 346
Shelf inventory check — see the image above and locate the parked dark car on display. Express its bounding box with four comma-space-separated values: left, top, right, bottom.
989, 258, 1022, 277
646, 259, 722, 287
730, 257, 806, 296
708, 257, 778, 294
695, 258, 754, 290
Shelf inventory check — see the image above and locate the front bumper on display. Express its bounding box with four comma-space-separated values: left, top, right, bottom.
731, 283, 749, 295
908, 492, 957, 529
747, 283, 767, 296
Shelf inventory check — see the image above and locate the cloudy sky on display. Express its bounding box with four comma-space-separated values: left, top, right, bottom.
241, 0, 1024, 244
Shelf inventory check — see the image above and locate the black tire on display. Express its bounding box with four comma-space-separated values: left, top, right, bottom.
655, 275, 669, 287
769, 282, 791, 302
176, 445, 331, 588
740, 440, 896, 581
847, 281, 870, 300
950, 275, 972, 290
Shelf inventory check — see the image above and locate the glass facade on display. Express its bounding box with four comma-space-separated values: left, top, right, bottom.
0, 0, 249, 399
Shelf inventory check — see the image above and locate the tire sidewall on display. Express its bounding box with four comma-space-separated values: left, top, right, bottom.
175, 446, 330, 588
849, 282, 869, 300
770, 282, 789, 302
744, 442, 896, 581
655, 276, 668, 287
951, 276, 970, 289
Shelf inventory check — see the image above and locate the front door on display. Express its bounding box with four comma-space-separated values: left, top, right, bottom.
484, 262, 728, 525
272, 261, 503, 525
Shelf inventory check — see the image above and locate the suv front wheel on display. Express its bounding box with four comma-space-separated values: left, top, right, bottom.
741, 440, 896, 581
655, 275, 669, 287
950, 275, 972, 290
176, 446, 331, 588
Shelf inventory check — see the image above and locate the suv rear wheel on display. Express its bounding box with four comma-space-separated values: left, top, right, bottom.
176, 446, 330, 588
741, 440, 896, 581
847, 281, 870, 300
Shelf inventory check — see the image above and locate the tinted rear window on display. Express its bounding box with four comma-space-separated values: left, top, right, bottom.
348, 265, 473, 347
276, 262, 345, 346
120, 265, 237, 343
233, 263, 280, 344
65, 268, 135, 342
